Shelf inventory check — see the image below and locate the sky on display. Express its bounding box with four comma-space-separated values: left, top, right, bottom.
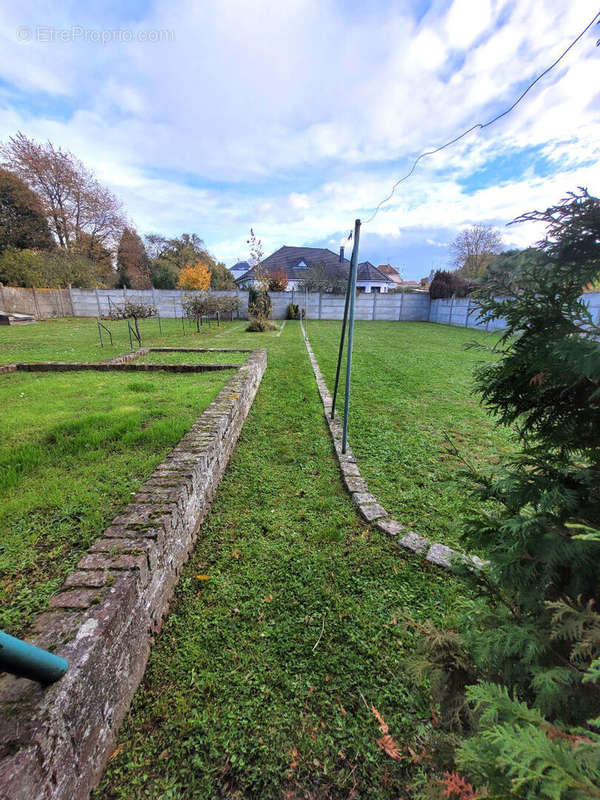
0, 0, 599, 279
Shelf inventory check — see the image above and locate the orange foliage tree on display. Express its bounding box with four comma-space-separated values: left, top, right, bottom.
268, 266, 288, 291
177, 259, 211, 290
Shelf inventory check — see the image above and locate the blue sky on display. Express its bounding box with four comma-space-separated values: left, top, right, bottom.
0, 0, 599, 278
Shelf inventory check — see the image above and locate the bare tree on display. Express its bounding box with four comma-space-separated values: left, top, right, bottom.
0, 132, 124, 256
450, 224, 503, 279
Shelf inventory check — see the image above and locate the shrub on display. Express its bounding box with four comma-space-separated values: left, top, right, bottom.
286, 302, 303, 319
108, 300, 156, 342
428, 270, 475, 299
248, 286, 272, 319
246, 316, 276, 332
409, 189, 600, 797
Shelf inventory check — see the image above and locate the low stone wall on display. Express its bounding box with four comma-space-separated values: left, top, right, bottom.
11, 361, 241, 373
0, 350, 267, 800
299, 321, 483, 572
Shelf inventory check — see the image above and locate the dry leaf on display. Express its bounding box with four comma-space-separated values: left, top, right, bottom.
371, 705, 389, 734
377, 735, 402, 760
263, 593, 273, 603
289, 747, 299, 768
108, 743, 125, 761
233, 549, 240, 559
196, 574, 210, 581
158, 748, 169, 760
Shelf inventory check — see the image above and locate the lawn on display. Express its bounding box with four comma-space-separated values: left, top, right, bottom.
95, 320, 468, 800
0, 316, 501, 797
305, 321, 514, 550
0, 368, 233, 636
0, 318, 254, 636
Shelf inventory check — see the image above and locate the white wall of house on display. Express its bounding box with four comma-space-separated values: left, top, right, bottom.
356, 281, 390, 293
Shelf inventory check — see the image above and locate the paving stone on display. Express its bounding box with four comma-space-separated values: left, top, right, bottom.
426, 542, 456, 568
398, 531, 429, 553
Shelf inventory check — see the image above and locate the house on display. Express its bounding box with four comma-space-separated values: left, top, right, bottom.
234, 246, 393, 293
376, 264, 404, 288
229, 261, 251, 281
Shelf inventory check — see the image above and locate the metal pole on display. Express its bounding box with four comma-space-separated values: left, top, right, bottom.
97, 317, 103, 347
331, 252, 355, 419
0, 630, 68, 684
342, 219, 361, 454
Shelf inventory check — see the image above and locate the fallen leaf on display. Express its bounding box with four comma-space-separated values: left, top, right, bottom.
108, 743, 125, 761
371, 705, 389, 734
377, 735, 402, 760
233, 549, 240, 559
158, 748, 169, 760
196, 574, 210, 581
263, 593, 273, 603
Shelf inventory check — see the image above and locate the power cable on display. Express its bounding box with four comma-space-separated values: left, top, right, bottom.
361, 11, 600, 225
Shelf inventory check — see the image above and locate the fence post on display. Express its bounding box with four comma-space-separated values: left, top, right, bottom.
398, 291, 404, 321
94, 288, 102, 317
0, 282, 6, 312
372, 291, 377, 320
31, 287, 41, 319
465, 297, 471, 327
449, 295, 454, 326
318, 291, 322, 320
67, 284, 74, 316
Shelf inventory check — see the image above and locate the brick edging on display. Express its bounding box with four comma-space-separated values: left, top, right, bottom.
10, 361, 241, 373
299, 322, 483, 572
0, 350, 267, 800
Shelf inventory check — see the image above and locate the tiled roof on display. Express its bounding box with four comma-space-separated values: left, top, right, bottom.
235, 246, 392, 285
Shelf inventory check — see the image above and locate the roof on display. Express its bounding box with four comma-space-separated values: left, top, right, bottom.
376, 264, 403, 284
235, 246, 392, 286
230, 260, 250, 273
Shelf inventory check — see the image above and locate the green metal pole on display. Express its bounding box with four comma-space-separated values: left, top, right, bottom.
342, 219, 361, 454
0, 630, 68, 684
331, 245, 354, 419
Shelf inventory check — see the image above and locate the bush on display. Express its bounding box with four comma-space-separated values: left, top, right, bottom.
429, 270, 476, 299
409, 189, 600, 797
246, 316, 276, 332
248, 286, 272, 319
286, 302, 304, 319
108, 300, 156, 342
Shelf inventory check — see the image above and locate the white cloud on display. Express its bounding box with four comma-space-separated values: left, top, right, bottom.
0, 0, 598, 275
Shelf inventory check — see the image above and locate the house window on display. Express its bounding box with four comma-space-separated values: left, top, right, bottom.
296, 260, 308, 269
356, 286, 366, 293
371, 286, 381, 293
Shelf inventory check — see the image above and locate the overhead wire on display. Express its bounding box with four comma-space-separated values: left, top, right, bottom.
360, 10, 600, 226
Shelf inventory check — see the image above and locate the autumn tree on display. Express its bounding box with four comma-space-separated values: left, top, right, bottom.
0, 132, 124, 255
450, 224, 502, 279
0, 167, 54, 254
116, 227, 151, 288
177, 260, 211, 290
268, 266, 288, 291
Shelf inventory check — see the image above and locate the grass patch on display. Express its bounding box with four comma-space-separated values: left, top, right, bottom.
305, 321, 514, 550
140, 350, 247, 365
0, 317, 244, 364
0, 367, 231, 635
95, 321, 467, 800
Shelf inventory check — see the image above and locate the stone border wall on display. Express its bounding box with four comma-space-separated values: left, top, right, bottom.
300, 321, 483, 571
11, 361, 241, 373
0, 350, 267, 800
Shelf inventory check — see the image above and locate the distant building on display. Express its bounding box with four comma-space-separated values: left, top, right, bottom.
235, 246, 393, 293
229, 261, 251, 281
376, 264, 403, 288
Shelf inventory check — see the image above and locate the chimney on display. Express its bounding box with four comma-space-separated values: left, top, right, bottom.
339, 246, 344, 263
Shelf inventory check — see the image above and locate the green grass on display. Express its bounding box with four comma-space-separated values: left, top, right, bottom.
306, 321, 514, 550
139, 350, 247, 365
95, 321, 468, 800
0, 316, 245, 363
0, 368, 232, 636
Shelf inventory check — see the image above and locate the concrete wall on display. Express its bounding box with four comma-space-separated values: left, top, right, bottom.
0, 286, 73, 319
4, 285, 600, 328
